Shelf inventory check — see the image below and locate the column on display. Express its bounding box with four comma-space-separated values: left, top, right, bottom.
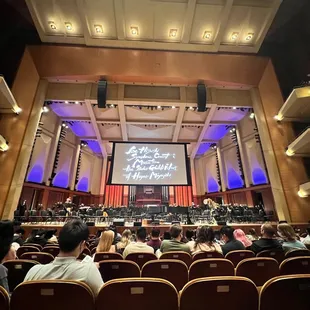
190, 158, 197, 204
70, 143, 81, 190
99, 157, 108, 204
217, 147, 227, 192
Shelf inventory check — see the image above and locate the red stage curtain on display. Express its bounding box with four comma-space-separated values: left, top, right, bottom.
174, 186, 193, 206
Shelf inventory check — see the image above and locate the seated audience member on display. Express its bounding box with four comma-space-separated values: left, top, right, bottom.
0, 221, 14, 293
249, 224, 282, 254
302, 227, 310, 245
160, 225, 191, 254
147, 229, 162, 252
96, 230, 117, 253
233, 229, 252, 248
163, 231, 171, 240
116, 229, 132, 252
220, 226, 245, 256
277, 223, 307, 253
188, 226, 223, 255
184, 230, 195, 243
123, 227, 154, 258
13, 228, 25, 246
24, 219, 103, 295
246, 228, 259, 241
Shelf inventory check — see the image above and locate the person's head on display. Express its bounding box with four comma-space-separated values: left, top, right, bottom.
163, 231, 171, 240
195, 226, 215, 245
233, 229, 252, 247
220, 226, 235, 243
277, 223, 297, 241
136, 227, 147, 242
97, 230, 115, 252
170, 225, 182, 240
185, 230, 194, 241
14, 228, 25, 236
261, 224, 276, 238
58, 219, 89, 256
151, 228, 160, 240
248, 228, 257, 236
0, 221, 14, 263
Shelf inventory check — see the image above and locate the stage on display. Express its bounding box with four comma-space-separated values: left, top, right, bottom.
20, 222, 309, 237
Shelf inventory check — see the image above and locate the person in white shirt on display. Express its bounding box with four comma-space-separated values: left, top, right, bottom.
123, 227, 154, 258
24, 219, 103, 295
302, 227, 310, 246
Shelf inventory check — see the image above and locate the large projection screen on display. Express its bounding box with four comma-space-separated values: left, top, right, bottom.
110, 142, 190, 185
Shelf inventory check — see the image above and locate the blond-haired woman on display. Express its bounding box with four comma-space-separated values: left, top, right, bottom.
96, 230, 117, 253
277, 223, 306, 253
116, 229, 132, 252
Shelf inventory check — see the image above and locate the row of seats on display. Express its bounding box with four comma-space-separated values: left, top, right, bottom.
1, 275, 310, 310
4, 256, 310, 292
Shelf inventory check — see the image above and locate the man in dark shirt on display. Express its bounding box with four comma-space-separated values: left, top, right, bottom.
250, 224, 282, 254
220, 226, 245, 255
147, 228, 162, 252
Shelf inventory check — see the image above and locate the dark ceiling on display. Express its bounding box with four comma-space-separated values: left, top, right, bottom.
1, 0, 310, 98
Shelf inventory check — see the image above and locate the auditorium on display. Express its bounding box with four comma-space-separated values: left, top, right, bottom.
1, 0, 310, 309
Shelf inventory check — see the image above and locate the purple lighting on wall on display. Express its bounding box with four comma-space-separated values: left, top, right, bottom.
87, 140, 101, 154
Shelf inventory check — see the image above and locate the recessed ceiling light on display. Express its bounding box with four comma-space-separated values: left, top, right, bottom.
49, 21, 56, 30
65, 22, 72, 31
169, 29, 178, 38
233, 106, 237, 110
131, 27, 139, 35
231, 32, 239, 40
75, 101, 79, 105
64, 101, 68, 104
203, 31, 212, 39
94, 25, 103, 33
245, 33, 254, 41
172, 106, 176, 109
157, 106, 161, 109
189, 106, 194, 110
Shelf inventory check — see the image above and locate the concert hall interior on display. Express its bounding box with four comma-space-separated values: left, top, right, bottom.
1, 0, 310, 228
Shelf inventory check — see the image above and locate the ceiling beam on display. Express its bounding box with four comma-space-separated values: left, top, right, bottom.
62, 117, 91, 122
76, 0, 92, 44
181, 0, 197, 44
173, 105, 186, 142
213, 0, 234, 50
210, 120, 238, 125
190, 104, 217, 159
117, 101, 128, 141
114, 0, 125, 40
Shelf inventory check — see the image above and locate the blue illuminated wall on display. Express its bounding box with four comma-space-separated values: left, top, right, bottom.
227, 168, 244, 189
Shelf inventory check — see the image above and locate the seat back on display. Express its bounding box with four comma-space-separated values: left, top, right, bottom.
42, 246, 60, 257
180, 277, 258, 310
141, 260, 188, 291
189, 259, 234, 281
10, 280, 95, 310
225, 250, 255, 266
126, 253, 157, 268
0, 286, 9, 310
260, 275, 310, 310
192, 251, 224, 262
160, 252, 191, 267
285, 249, 310, 258
77, 247, 91, 260
17, 246, 40, 258
99, 260, 140, 282
96, 278, 178, 310
94, 252, 123, 262
236, 257, 279, 286
23, 243, 43, 251
21, 252, 54, 264
257, 249, 285, 263
280, 257, 310, 275
3, 260, 39, 292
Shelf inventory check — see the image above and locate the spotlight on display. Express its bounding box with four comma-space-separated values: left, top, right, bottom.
285, 149, 295, 157
157, 106, 161, 109
48, 21, 56, 30
203, 31, 212, 39
233, 106, 237, 110
13, 107, 22, 114
169, 29, 177, 37
131, 26, 139, 35
64, 101, 68, 104
245, 33, 254, 41
75, 101, 79, 105
250, 112, 255, 119
0, 135, 9, 152
65, 22, 72, 31
189, 106, 194, 110
298, 189, 308, 198
94, 24, 103, 33
172, 106, 176, 109
274, 114, 283, 121
110, 104, 115, 108
65, 125, 69, 129
231, 32, 239, 40
62, 123, 66, 127
42, 106, 49, 113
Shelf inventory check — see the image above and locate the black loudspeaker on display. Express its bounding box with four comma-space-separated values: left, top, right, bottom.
197, 84, 207, 112
113, 219, 125, 227
97, 79, 108, 108
134, 221, 142, 227
86, 221, 95, 226
217, 221, 227, 226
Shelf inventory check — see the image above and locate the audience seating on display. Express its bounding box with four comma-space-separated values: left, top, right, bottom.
236, 257, 279, 286
94, 252, 123, 262
0, 286, 9, 310
99, 260, 140, 282
17, 246, 40, 258
260, 275, 310, 310
3, 260, 39, 292
189, 259, 234, 281
225, 250, 255, 266
141, 260, 188, 291
21, 252, 54, 264
10, 280, 95, 310
126, 253, 157, 268
280, 257, 310, 275
285, 249, 310, 258
257, 249, 285, 263
23, 243, 43, 251
180, 276, 258, 310
96, 278, 178, 310
42, 246, 60, 257
160, 252, 192, 267
192, 251, 224, 262
305, 244, 310, 251
90, 247, 97, 256
77, 248, 91, 260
